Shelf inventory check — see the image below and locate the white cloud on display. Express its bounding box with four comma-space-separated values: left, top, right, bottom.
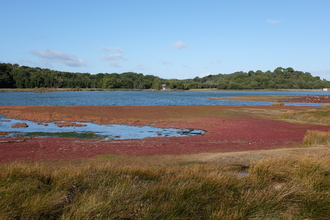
99, 53, 126, 68
19, 58, 35, 65
99, 53, 125, 61
99, 46, 126, 67
172, 40, 188, 49
100, 46, 124, 53
31, 50, 87, 67
267, 19, 282, 24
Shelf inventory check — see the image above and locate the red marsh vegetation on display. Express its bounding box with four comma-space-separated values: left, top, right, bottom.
11, 122, 29, 128
0, 105, 330, 162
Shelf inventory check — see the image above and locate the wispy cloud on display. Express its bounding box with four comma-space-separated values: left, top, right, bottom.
19, 58, 36, 65
161, 60, 171, 65
20, 57, 54, 68
136, 63, 148, 71
211, 60, 221, 65
33, 34, 48, 40
99, 53, 125, 60
99, 46, 126, 67
99, 53, 126, 68
172, 40, 188, 49
31, 50, 87, 67
267, 19, 282, 24
100, 46, 124, 53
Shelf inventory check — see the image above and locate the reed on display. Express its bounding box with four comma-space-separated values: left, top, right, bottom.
1, 155, 330, 219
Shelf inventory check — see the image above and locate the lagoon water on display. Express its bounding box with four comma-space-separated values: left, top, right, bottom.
0, 90, 328, 106
0, 90, 328, 139
0, 115, 204, 140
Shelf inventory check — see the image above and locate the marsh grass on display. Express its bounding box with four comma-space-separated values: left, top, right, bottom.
280, 105, 330, 125
303, 130, 330, 146
271, 102, 285, 106
1, 155, 330, 219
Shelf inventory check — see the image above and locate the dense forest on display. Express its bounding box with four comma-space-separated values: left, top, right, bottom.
1, 63, 329, 90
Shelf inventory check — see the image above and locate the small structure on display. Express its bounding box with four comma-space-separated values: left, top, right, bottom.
323, 88, 329, 92
162, 84, 171, 91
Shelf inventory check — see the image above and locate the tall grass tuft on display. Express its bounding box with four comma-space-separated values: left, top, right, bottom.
1, 156, 330, 219
280, 107, 330, 125
271, 102, 285, 106
303, 130, 330, 146
321, 104, 330, 110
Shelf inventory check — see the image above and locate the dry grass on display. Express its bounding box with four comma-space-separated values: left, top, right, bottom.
303, 130, 330, 146
280, 106, 330, 125
1, 155, 330, 219
271, 102, 285, 106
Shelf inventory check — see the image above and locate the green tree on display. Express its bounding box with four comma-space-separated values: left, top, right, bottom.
102, 77, 121, 89
151, 78, 162, 90
0, 63, 14, 88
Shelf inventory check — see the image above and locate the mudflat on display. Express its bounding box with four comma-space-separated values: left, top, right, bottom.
1, 104, 329, 163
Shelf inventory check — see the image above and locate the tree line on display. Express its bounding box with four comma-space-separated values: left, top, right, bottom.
1, 63, 329, 90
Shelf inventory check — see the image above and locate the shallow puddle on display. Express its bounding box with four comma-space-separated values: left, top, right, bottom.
0, 115, 205, 140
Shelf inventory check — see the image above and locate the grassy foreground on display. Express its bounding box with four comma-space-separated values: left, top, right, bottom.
1, 155, 330, 220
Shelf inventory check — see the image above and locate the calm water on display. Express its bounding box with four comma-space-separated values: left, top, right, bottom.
0, 91, 328, 139
0, 90, 328, 106
0, 115, 204, 139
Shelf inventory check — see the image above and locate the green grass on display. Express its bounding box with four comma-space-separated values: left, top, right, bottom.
1, 155, 330, 219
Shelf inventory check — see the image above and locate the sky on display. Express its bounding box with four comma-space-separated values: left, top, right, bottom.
1, 0, 330, 80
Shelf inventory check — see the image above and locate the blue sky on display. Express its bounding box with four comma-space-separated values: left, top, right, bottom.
1, 0, 330, 80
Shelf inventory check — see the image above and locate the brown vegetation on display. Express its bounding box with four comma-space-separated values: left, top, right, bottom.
1, 154, 330, 219
303, 130, 330, 146
280, 104, 330, 125
270, 102, 285, 106
11, 122, 28, 128
54, 121, 87, 127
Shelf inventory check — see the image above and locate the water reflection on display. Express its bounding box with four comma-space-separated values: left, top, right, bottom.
0, 91, 327, 106
0, 116, 205, 140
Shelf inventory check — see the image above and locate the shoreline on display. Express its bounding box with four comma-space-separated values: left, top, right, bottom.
0, 88, 326, 93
